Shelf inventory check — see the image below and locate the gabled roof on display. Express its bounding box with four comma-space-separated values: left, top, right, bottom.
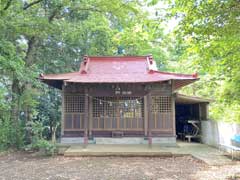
40, 55, 199, 89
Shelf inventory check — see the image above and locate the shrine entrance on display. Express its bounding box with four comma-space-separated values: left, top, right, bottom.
92, 97, 144, 131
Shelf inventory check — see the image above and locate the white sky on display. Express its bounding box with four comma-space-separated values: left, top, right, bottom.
143, 1, 179, 33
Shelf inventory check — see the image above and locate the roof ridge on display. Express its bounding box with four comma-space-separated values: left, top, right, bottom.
87, 55, 149, 58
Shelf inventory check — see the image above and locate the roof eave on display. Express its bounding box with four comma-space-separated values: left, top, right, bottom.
175, 93, 213, 104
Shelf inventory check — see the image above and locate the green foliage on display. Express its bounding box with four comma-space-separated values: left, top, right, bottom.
0, 0, 169, 152
25, 121, 56, 155
0, 116, 25, 150
33, 139, 56, 156
26, 138, 56, 156
1, 0, 238, 152
0, 118, 12, 150
35, 88, 61, 140
164, 0, 240, 123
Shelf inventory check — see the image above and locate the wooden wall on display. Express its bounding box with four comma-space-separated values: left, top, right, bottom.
62, 81, 176, 138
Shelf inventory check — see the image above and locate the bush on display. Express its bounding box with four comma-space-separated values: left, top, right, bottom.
0, 117, 24, 151
31, 139, 56, 155
25, 121, 57, 155
0, 119, 12, 150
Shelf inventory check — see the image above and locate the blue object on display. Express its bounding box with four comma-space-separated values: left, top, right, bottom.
231, 135, 240, 142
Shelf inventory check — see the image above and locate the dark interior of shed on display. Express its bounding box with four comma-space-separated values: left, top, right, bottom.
175, 103, 201, 140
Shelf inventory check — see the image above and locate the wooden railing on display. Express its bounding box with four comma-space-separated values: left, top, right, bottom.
151, 112, 173, 132
64, 113, 85, 131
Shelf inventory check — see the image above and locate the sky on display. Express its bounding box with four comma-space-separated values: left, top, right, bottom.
143, 1, 179, 33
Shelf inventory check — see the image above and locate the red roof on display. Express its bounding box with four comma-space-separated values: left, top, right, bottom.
40, 55, 198, 89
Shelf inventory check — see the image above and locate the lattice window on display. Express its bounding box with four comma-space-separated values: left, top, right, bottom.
151, 96, 172, 113
64, 94, 85, 113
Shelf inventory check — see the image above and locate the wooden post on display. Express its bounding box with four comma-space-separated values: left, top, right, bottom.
61, 84, 65, 136
206, 103, 209, 120
199, 103, 202, 120
148, 135, 152, 148
147, 92, 152, 137
84, 88, 89, 145
89, 96, 93, 138
171, 80, 176, 137
147, 92, 152, 147
144, 95, 148, 137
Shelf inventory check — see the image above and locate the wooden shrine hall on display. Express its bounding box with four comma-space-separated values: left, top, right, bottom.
40, 55, 200, 144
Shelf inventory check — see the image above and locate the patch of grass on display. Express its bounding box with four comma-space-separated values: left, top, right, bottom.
227, 173, 240, 180
0, 149, 14, 157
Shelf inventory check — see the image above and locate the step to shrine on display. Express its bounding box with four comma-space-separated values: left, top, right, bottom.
61, 137, 177, 146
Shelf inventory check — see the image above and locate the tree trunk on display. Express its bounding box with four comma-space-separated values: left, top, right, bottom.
52, 123, 59, 144
11, 77, 21, 124
10, 76, 23, 148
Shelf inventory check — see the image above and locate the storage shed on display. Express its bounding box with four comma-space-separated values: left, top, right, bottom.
175, 93, 211, 142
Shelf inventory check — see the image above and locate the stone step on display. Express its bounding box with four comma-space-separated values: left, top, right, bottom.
61, 137, 95, 144
61, 137, 177, 146
64, 150, 173, 157
95, 137, 147, 144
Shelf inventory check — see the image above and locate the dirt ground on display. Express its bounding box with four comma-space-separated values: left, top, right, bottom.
0, 152, 240, 180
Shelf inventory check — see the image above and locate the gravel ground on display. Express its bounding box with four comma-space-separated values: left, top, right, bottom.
0, 152, 240, 180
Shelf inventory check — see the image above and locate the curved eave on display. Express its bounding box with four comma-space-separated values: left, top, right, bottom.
40, 79, 63, 89
39, 70, 199, 90
39, 71, 80, 89
173, 78, 200, 91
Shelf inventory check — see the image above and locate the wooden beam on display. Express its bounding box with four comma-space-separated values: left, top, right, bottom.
144, 95, 148, 137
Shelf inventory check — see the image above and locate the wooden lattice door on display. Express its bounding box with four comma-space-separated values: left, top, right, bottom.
64, 94, 85, 131
92, 97, 144, 131
151, 96, 173, 132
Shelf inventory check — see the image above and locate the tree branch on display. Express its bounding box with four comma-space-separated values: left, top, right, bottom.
2, 0, 12, 11
48, 9, 59, 22
23, 0, 43, 10
72, 6, 104, 14
48, 5, 63, 23
25, 36, 37, 66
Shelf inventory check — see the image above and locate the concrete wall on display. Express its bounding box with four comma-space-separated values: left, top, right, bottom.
201, 120, 240, 147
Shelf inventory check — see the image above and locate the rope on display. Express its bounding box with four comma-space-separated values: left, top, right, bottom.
65, 93, 144, 105
86, 94, 144, 105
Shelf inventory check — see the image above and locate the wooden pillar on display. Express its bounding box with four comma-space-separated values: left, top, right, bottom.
199, 103, 202, 120
61, 84, 65, 136
144, 95, 148, 137
84, 88, 89, 138
171, 80, 176, 136
206, 103, 209, 120
147, 92, 152, 137
147, 91, 153, 147
89, 96, 93, 138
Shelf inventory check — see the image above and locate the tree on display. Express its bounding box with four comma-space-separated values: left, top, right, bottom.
164, 0, 240, 122
0, 0, 168, 148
